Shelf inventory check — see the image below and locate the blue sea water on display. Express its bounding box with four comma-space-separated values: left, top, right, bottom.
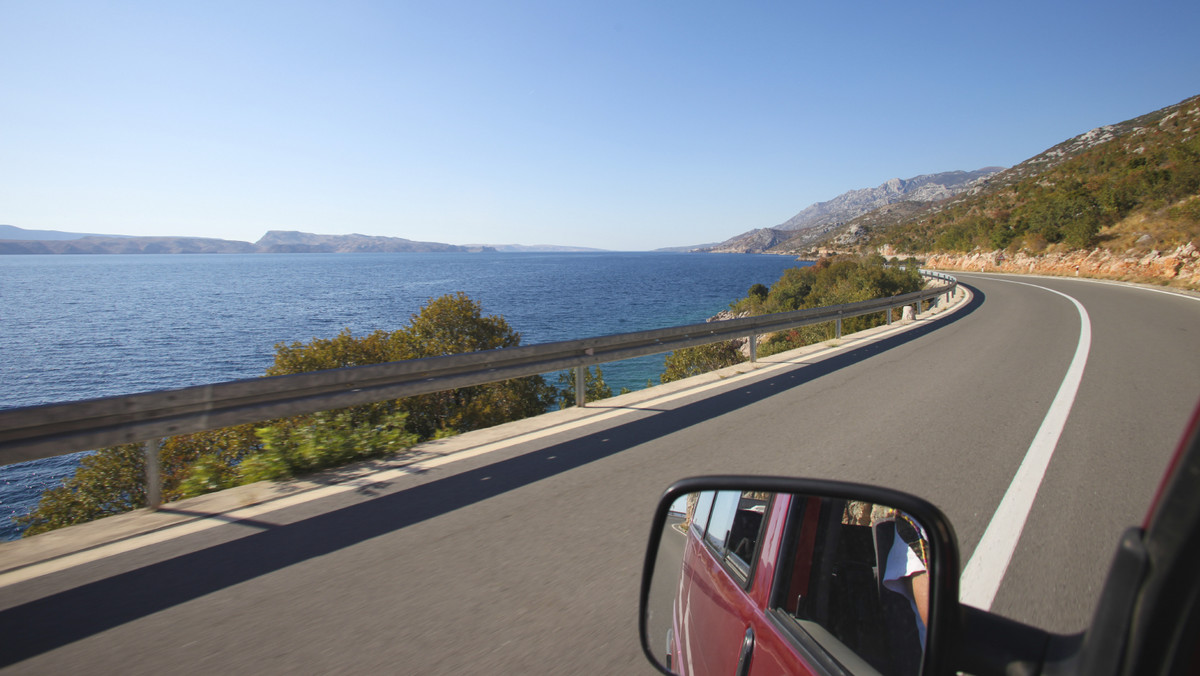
0, 252, 808, 539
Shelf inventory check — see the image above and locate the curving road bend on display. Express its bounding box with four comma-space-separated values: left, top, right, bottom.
1, 274, 1198, 674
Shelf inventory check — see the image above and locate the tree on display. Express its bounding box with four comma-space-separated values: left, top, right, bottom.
15, 445, 146, 537
267, 292, 555, 439
18, 292, 553, 536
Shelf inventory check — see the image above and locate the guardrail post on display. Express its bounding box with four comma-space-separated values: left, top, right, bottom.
836, 313, 842, 339
144, 438, 162, 510
887, 307, 892, 325
748, 334, 757, 364
575, 365, 586, 408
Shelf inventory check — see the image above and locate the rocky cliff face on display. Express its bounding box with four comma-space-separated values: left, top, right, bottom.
700, 167, 1003, 254
920, 243, 1200, 287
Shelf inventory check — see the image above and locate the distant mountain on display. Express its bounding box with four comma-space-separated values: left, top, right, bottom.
460, 243, 608, 253
0, 224, 132, 241
254, 230, 466, 253
697, 168, 1004, 253
0, 226, 599, 255
0, 235, 258, 255
654, 242, 721, 253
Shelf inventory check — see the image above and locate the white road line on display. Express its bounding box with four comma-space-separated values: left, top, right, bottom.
956, 270, 1200, 304
959, 280, 1092, 610
1081, 280, 1200, 303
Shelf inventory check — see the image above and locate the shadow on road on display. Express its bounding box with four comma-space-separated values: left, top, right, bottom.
0, 287, 984, 666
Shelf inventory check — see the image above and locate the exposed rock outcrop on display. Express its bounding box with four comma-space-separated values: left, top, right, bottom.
921, 243, 1200, 287
707, 310, 764, 358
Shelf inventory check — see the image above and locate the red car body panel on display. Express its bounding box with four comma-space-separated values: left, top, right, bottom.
1142, 401, 1200, 530
672, 493, 821, 676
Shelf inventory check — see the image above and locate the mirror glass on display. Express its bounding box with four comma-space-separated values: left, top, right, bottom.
644, 490, 933, 676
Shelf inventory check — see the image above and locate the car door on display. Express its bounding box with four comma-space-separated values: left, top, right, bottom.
674, 490, 797, 676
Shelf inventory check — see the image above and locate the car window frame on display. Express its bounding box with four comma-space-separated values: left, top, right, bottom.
697, 490, 770, 589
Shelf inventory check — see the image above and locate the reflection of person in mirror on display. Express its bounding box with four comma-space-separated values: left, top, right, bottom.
843, 502, 929, 674
881, 513, 929, 645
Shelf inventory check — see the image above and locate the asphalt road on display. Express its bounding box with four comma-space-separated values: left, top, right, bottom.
2, 274, 1199, 674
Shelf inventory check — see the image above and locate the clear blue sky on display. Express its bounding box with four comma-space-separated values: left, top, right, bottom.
3, 1, 1198, 250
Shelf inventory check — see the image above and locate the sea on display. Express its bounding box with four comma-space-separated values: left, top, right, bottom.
0, 251, 808, 539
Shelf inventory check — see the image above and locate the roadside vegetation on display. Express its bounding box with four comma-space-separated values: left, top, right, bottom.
661, 255, 923, 381
751, 255, 923, 357
661, 340, 748, 383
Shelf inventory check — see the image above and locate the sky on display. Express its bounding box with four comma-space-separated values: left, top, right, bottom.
2, 1, 1199, 251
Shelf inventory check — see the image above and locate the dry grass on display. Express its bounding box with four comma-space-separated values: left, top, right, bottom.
1096, 197, 1200, 254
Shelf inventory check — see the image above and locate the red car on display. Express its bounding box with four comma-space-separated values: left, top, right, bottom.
640, 402, 1200, 676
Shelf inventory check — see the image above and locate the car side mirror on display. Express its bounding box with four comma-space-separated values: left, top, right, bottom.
639, 476, 961, 676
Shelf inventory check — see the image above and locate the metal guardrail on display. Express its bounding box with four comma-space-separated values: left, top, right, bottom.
0, 271, 957, 478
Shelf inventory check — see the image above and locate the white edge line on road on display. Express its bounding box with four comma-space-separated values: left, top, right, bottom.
955, 270, 1200, 304
1, 289, 970, 588
958, 279, 1092, 610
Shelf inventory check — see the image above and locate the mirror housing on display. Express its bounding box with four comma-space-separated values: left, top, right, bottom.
639, 476, 962, 675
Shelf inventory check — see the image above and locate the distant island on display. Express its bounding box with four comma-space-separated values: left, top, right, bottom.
0, 226, 605, 254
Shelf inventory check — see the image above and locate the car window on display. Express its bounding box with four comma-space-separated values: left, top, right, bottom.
769, 497, 928, 676
699, 490, 769, 582
704, 491, 741, 550
688, 491, 715, 538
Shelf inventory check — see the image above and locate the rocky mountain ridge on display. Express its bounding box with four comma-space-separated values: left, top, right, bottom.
699, 167, 1003, 253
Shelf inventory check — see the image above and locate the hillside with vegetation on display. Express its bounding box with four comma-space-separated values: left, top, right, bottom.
661, 256, 924, 380
791, 95, 1200, 287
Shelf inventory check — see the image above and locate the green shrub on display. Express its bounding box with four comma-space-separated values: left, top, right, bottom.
250, 408, 418, 476
661, 341, 747, 383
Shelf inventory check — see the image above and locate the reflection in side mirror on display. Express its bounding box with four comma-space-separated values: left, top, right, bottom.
640, 478, 959, 676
